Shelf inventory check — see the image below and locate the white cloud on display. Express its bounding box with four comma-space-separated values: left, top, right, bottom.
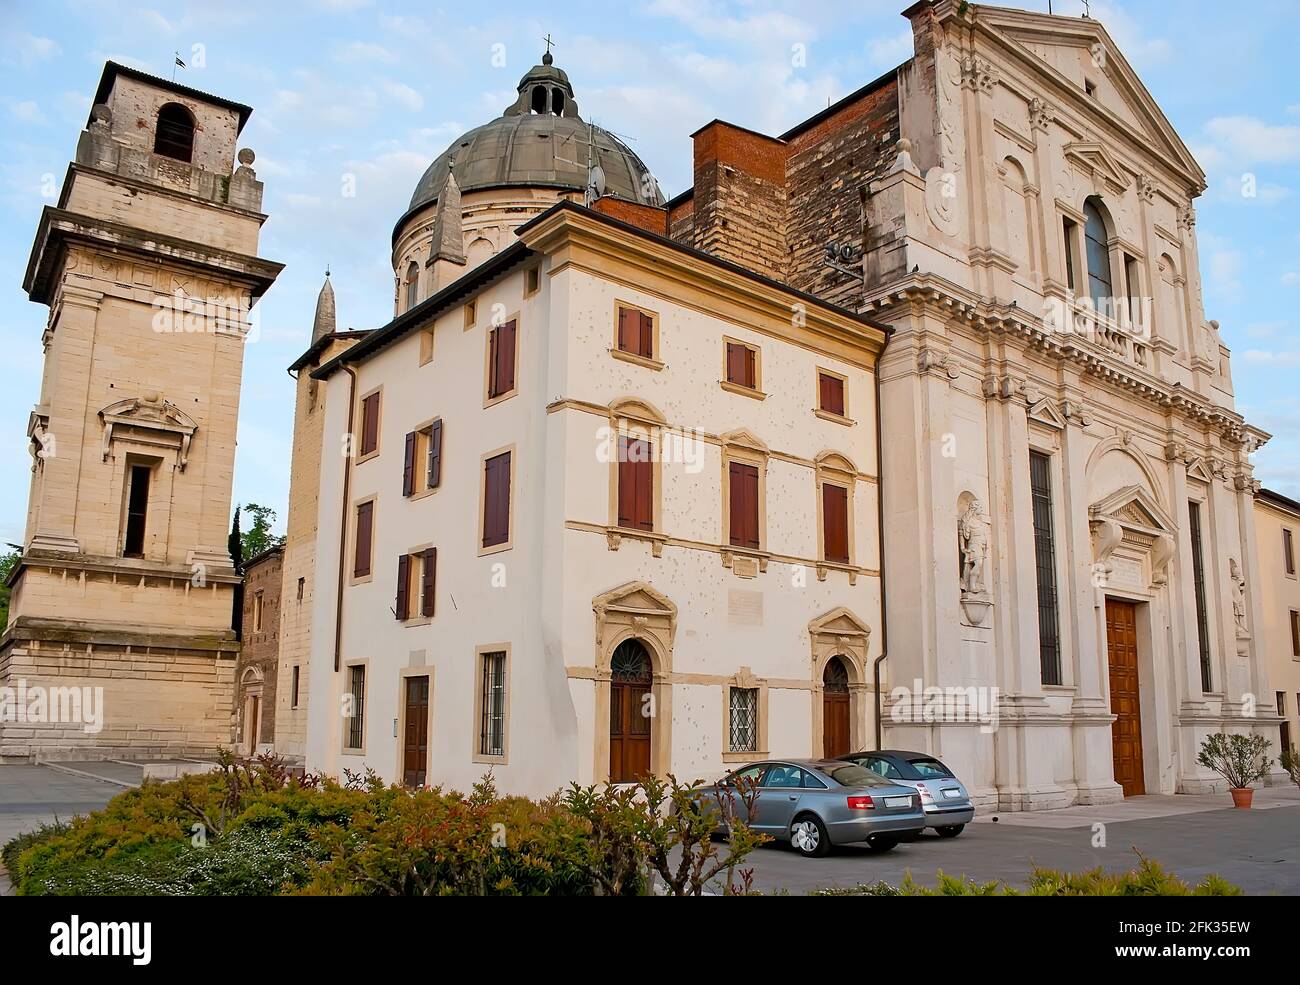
1240, 350, 1300, 365
1090, 2, 1171, 67
337, 41, 396, 63
1199, 116, 1300, 171
645, 0, 812, 48
1283, 272, 1300, 286
380, 81, 424, 112
7, 33, 59, 66
867, 30, 913, 70
10, 100, 45, 124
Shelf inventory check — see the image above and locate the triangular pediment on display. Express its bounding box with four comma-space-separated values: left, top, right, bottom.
593, 580, 676, 617
972, 7, 1206, 188
720, 428, 768, 453
1028, 397, 1066, 430
1063, 141, 1131, 193
100, 394, 197, 433
1185, 457, 1213, 484
1090, 484, 1174, 533
808, 606, 872, 640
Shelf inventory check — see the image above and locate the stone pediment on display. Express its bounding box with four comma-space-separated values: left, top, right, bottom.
720, 428, 768, 453
971, 7, 1205, 187
99, 392, 198, 470
1028, 397, 1066, 430
593, 580, 676, 619
1185, 457, 1214, 484
1090, 484, 1174, 533
808, 606, 872, 641
1062, 141, 1131, 194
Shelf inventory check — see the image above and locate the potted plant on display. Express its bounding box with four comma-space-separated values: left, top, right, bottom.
1197, 732, 1273, 808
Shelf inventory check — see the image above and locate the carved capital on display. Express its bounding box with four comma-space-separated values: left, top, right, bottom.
1028, 96, 1053, 131
918, 347, 960, 380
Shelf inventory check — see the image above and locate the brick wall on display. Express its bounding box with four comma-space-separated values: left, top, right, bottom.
236, 547, 282, 749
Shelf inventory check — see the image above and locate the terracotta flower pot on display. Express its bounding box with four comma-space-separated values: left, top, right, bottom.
1229, 787, 1254, 809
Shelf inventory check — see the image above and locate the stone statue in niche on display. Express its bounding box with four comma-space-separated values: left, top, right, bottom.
1230, 557, 1249, 639
957, 495, 993, 628
959, 499, 990, 596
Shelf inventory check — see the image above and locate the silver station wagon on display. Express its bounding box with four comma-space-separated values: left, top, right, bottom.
691, 759, 926, 858
840, 750, 975, 837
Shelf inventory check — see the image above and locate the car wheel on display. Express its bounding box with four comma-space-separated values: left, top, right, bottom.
865, 835, 899, 853
789, 814, 831, 858
937, 824, 965, 838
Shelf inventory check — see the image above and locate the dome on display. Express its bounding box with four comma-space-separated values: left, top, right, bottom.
401, 54, 664, 229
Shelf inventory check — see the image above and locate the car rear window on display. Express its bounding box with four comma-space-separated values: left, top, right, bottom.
821, 764, 892, 788
908, 757, 953, 778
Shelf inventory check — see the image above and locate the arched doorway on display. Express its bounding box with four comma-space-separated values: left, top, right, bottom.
609, 639, 652, 782
822, 657, 851, 758
240, 667, 263, 756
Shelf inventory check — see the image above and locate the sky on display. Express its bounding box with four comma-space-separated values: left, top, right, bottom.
0, 0, 1297, 543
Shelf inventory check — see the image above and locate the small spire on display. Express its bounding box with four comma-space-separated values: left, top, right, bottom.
311, 271, 336, 343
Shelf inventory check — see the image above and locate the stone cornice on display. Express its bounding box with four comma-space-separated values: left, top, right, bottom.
861, 272, 1267, 448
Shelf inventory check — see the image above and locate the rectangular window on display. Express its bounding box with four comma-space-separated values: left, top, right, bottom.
728, 461, 760, 549
822, 482, 849, 564
616, 305, 655, 359
1123, 254, 1140, 327
479, 650, 506, 757
725, 340, 757, 390
296, 577, 305, 602
359, 391, 380, 457
464, 300, 476, 330
419, 326, 434, 366
1029, 451, 1061, 686
252, 591, 264, 632
353, 500, 374, 578
487, 319, 518, 399
1062, 217, 1078, 292
346, 664, 366, 749
1189, 502, 1213, 690
291, 665, 300, 709
729, 687, 758, 753
1284, 528, 1295, 576
1291, 610, 1300, 658
818, 371, 846, 417
617, 436, 653, 531
420, 547, 436, 618
482, 451, 512, 549
123, 463, 151, 557
525, 266, 540, 296
403, 422, 443, 496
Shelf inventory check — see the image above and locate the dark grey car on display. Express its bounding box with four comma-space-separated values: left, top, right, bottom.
691, 759, 925, 858
840, 750, 975, 837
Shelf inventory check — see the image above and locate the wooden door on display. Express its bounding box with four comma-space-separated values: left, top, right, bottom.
245, 694, 260, 755
403, 675, 430, 787
822, 657, 851, 758
1106, 599, 1145, 796
609, 641, 652, 782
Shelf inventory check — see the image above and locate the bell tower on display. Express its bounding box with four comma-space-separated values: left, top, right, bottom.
2, 62, 282, 761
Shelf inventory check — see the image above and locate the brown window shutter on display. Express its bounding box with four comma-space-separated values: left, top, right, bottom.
1292, 611, 1299, 657
360, 393, 380, 455
427, 420, 442, 489
726, 342, 744, 384
395, 553, 410, 620
823, 483, 849, 563
421, 547, 436, 617
354, 501, 373, 578
634, 454, 653, 531
617, 437, 637, 528
490, 320, 517, 397
487, 325, 500, 396
637, 311, 654, 358
742, 347, 756, 389
617, 306, 633, 352
729, 462, 759, 548
1286, 528, 1295, 575
483, 451, 511, 548
402, 431, 416, 496
820, 373, 844, 416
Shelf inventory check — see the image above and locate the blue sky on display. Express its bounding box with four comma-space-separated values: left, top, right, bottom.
1, 0, 1296, 543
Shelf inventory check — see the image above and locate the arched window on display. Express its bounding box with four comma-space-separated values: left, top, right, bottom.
531, 85, 548, 114
551, 88, 565, 115
1083, 197, 1113, 310
404, 261, 419, 310
154, 103, 195, 162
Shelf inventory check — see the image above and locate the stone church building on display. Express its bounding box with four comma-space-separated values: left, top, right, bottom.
3, 3, 1287, 807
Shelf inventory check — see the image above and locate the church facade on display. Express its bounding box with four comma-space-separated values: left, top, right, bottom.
295, 3, 1285, 804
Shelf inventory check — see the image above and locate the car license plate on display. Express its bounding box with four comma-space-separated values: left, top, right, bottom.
884, 796, 911, 808
943, 789, 963, 799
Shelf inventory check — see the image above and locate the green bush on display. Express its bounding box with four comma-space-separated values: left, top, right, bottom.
811, 857, 1242, 896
